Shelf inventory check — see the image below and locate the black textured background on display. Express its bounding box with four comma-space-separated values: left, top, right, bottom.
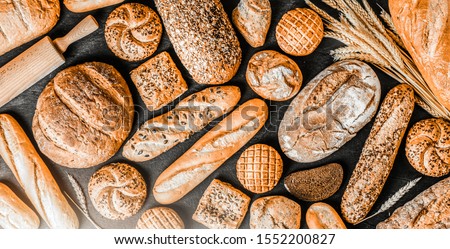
0, 0, 442, 229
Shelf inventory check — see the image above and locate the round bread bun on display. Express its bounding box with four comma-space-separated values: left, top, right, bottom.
406, 118, 450, 177
105, 3, 162, 61
250, 196, 301, 229
88, 163, 147, 220
32, 62, 134, 168
136, 207, 184, 229
276, 8, 323, 56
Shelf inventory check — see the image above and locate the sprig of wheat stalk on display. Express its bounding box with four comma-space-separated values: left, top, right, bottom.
306, 0, 450, 119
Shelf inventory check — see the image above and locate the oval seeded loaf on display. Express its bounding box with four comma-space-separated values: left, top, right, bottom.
0, 0, 60, 56
154, 0, 242, 85
278, 60, 381, 163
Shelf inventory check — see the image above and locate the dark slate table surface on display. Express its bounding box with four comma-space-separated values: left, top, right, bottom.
0, 0, 440, 229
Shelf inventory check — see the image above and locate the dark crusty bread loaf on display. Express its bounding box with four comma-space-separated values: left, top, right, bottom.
154, 0, 242, 84
33, 62, 134, 168
123, 86, 241, 162
153, 99, 268, 204
341, 84, 415, 224
0, 0, 60, 56
377, 176, 450, 229
0, 114, 79, 228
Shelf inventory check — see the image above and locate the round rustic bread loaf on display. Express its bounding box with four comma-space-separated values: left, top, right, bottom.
406, 118, 450, 177
32, 62, 134, 168
105, 3, 162, 61
136, 207, 184, 229
250, 196, 301, 229
88, 163, 146, 220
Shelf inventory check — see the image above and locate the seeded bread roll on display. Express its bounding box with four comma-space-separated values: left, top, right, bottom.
153, 99, 269, 204
341, 84, 415, 224
123, 86, 241, 162
0, 182, 40, 229
32, 62, 134, 168
0, 0, 60, 56
88, 163, 147, 220
0, 114, 79, 229
154, 0, 242, 84
64, 0, 124, 13
377, 176, 450, 229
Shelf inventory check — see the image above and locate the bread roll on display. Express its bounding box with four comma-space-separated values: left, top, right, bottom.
0, 182, 40, 229
279, 60, 381, 163
154, 0, 242, 84
389, 0, 450, 111
153, 99, 268, 204
0, 114, 79, 228
0, 0, 60, 56
377, 176, 450, 229
136, 207, 184, 229
123, 86, 241, 162
64, 0, 124, 13
250, 196, 301, 229
341, 84, 415, 224
32, 62, 134, 168
306, 202, 346, 229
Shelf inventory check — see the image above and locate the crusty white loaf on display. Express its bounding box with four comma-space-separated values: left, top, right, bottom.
0, 0, 60, 56
0, 114, 79, 229
0, 182, 40, 229
64, 0, 124, 13
153, 99, 268, 204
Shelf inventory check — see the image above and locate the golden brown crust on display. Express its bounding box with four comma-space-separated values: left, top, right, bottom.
276, 8, 323, 56
246, 50, 302, 101
155, 0, 242, 84
249, 196, 301, 229
232, 0, 271, 47
64, 0, 124, 13
136, 207, 184, 229
236, 144, 283, 193
33, 62, 134, 168
0, 0, 60, 56
341, 84, 415, 224
306, 202, 346, 229
406, 118, 450, 177
130, 52, 188, 111
192, 179, 250, 229
88, 163, 147, 220
105, 3, 162, 62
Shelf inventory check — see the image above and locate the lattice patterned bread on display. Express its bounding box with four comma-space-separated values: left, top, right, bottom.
136, 207, 184, 229
236, 144, 283, 193
276, 8, 324, 56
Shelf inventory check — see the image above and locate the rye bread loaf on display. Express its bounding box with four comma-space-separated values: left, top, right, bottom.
153, 99, 268, 204
154, 0, 242, 85
32, 62, 134, 168
0, 0, 60, 56
389, 0, 450, 111
341, 84, 415, 224
123, 86, 241, 162
377, 176, 450, 229
278, 60, 381, 163
0, 114, 79, 228
64, 0, 124, 13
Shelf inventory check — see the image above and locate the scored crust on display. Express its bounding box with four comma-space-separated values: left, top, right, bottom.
136, 207, 184, 229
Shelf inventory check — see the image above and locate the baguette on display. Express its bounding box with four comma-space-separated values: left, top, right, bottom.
153, 99, 268, 204
0, 182, 40, 229
64, 0, 124, 13
341, 84, 415, 224
0, 114, 79, 228
154, 0, 242, 85
377, 176, 450, 229
123, 86, 241, 162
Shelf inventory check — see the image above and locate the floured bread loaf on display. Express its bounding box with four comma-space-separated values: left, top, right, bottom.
64, 0, 124, 13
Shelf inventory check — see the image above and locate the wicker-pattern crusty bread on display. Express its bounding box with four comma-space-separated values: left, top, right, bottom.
0, 114, 79, 229
406, 118, 450, 177
377, 176, 450, 229
136, 207, 184, 229
0, 182, 40, 229
279, 60, 381, 163
154, 0, 242, 84
389, 0, 450, 111
232, 0, 272, 47
341, 84, 415, 224
0, 0, 60, 56
249, 196, 301, 229
88, 163, 147, 220
64, 0, 124, 13
123, 86, 241, 162
153, 99, 268, 204
193, 179, 250, 229
32, 62, 134, 168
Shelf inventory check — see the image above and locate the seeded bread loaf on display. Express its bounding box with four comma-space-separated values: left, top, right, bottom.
154, 0, 242, 84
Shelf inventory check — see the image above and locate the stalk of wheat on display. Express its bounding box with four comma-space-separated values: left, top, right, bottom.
305, 0, 450, 119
